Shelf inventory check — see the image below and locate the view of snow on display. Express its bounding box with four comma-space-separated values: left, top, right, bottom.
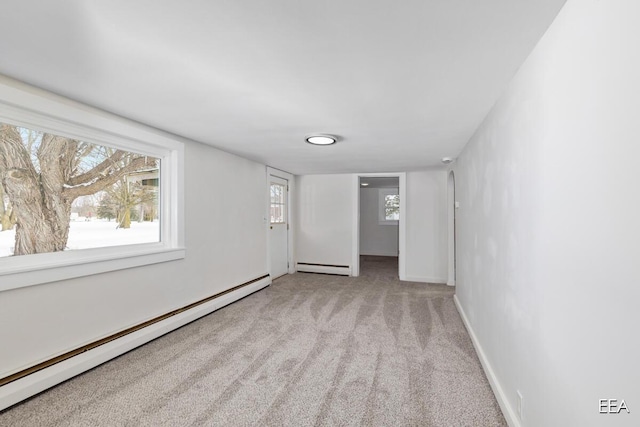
0, 219, 160, 258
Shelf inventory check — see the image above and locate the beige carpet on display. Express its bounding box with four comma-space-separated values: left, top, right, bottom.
0, 256, 506, 426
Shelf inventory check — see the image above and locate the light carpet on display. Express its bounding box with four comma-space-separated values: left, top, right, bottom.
0, 256, 506, 426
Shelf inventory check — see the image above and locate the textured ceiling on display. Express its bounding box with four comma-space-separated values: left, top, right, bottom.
0, 0, 565, 174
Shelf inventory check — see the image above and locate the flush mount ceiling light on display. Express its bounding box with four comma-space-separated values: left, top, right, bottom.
306, 134, 337, 145
441, 157, 455, 164
361, 182, 369, 186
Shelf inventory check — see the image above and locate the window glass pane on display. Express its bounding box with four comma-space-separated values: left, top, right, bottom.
270, 183, 285, 204
0, 123, 160, 257
270, 205, 281, 223
269, 183, 286, 224
384, 194, 400, 220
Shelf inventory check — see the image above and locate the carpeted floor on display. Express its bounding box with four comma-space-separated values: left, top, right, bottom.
0, 256, 506, 426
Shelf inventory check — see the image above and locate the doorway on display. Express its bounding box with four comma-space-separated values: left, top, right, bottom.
351, 172, 406, 279
268, 168, 293, 279
358, 177, 400, 276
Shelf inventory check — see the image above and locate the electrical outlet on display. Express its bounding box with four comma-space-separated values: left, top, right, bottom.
517, 390, 523, 420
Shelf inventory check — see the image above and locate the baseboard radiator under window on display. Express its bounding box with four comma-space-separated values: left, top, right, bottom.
0, 274, 271, 411
296, 262, 351, 276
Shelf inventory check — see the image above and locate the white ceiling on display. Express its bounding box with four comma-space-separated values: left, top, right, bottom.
0, 0, 565, 175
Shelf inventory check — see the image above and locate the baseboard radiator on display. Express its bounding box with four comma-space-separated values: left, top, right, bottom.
296, 262, 351, 276
0, 274, 271, 411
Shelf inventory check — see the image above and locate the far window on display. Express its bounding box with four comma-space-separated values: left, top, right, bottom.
0, 123, 160, 258
270, 182, 286, 224
379, 188, 399, 225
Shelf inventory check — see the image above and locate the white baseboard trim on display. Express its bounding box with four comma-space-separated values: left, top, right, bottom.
403, 275, 447, 284
0, 276, 271, 412
453, 294, 520, 427
447, 280, 455, 287
296, 263, 351, 276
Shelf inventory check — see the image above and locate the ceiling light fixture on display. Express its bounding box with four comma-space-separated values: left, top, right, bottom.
441, 157, 455, 164
361, 182, 369, 186
306, 134, 337, 145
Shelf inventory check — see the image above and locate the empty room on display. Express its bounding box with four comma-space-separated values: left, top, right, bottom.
0, 1, 638, 426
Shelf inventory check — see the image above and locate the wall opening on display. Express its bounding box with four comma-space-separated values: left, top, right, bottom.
352, 172, 406, 279
359, 177, 399, 276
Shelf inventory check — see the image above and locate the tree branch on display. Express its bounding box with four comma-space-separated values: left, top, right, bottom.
67, 150, 127, 187
63, 156, 156, 200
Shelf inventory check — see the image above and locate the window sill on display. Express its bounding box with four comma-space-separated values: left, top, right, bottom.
0, 246, 185, 292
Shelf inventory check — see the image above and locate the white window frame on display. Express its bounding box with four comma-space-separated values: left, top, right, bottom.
378, 188, 399, 225
0, 76, 185, 292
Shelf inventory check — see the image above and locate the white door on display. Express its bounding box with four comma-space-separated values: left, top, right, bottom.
269, 176, 289, 279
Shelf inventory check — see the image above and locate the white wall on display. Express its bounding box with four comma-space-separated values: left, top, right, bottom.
295, 174, 353, 267
404, 170, 448, 283
359, 187, 398, 257
453, 1, 640, 426
296, 172, 447, 282
0, 129, 268, 379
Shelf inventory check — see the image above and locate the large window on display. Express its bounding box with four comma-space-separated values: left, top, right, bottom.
0, 124, 160, 257
0, 78, 184, 291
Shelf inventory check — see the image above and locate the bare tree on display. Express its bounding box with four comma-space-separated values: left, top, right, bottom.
0, 181, 17, 231
0, 124, 155, 256
95, 151, 158, 229
73, 195, 98, 219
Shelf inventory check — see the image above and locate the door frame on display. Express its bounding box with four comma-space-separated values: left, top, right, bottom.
266, 166, 295, 278
447, 170, 456, 286
351, 172, 406, 279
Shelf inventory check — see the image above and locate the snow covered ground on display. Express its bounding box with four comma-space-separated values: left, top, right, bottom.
0, 219, 160, 257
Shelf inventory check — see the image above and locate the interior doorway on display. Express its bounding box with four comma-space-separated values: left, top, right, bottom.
358, 177, 400, 276
351, 172, 406, 279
